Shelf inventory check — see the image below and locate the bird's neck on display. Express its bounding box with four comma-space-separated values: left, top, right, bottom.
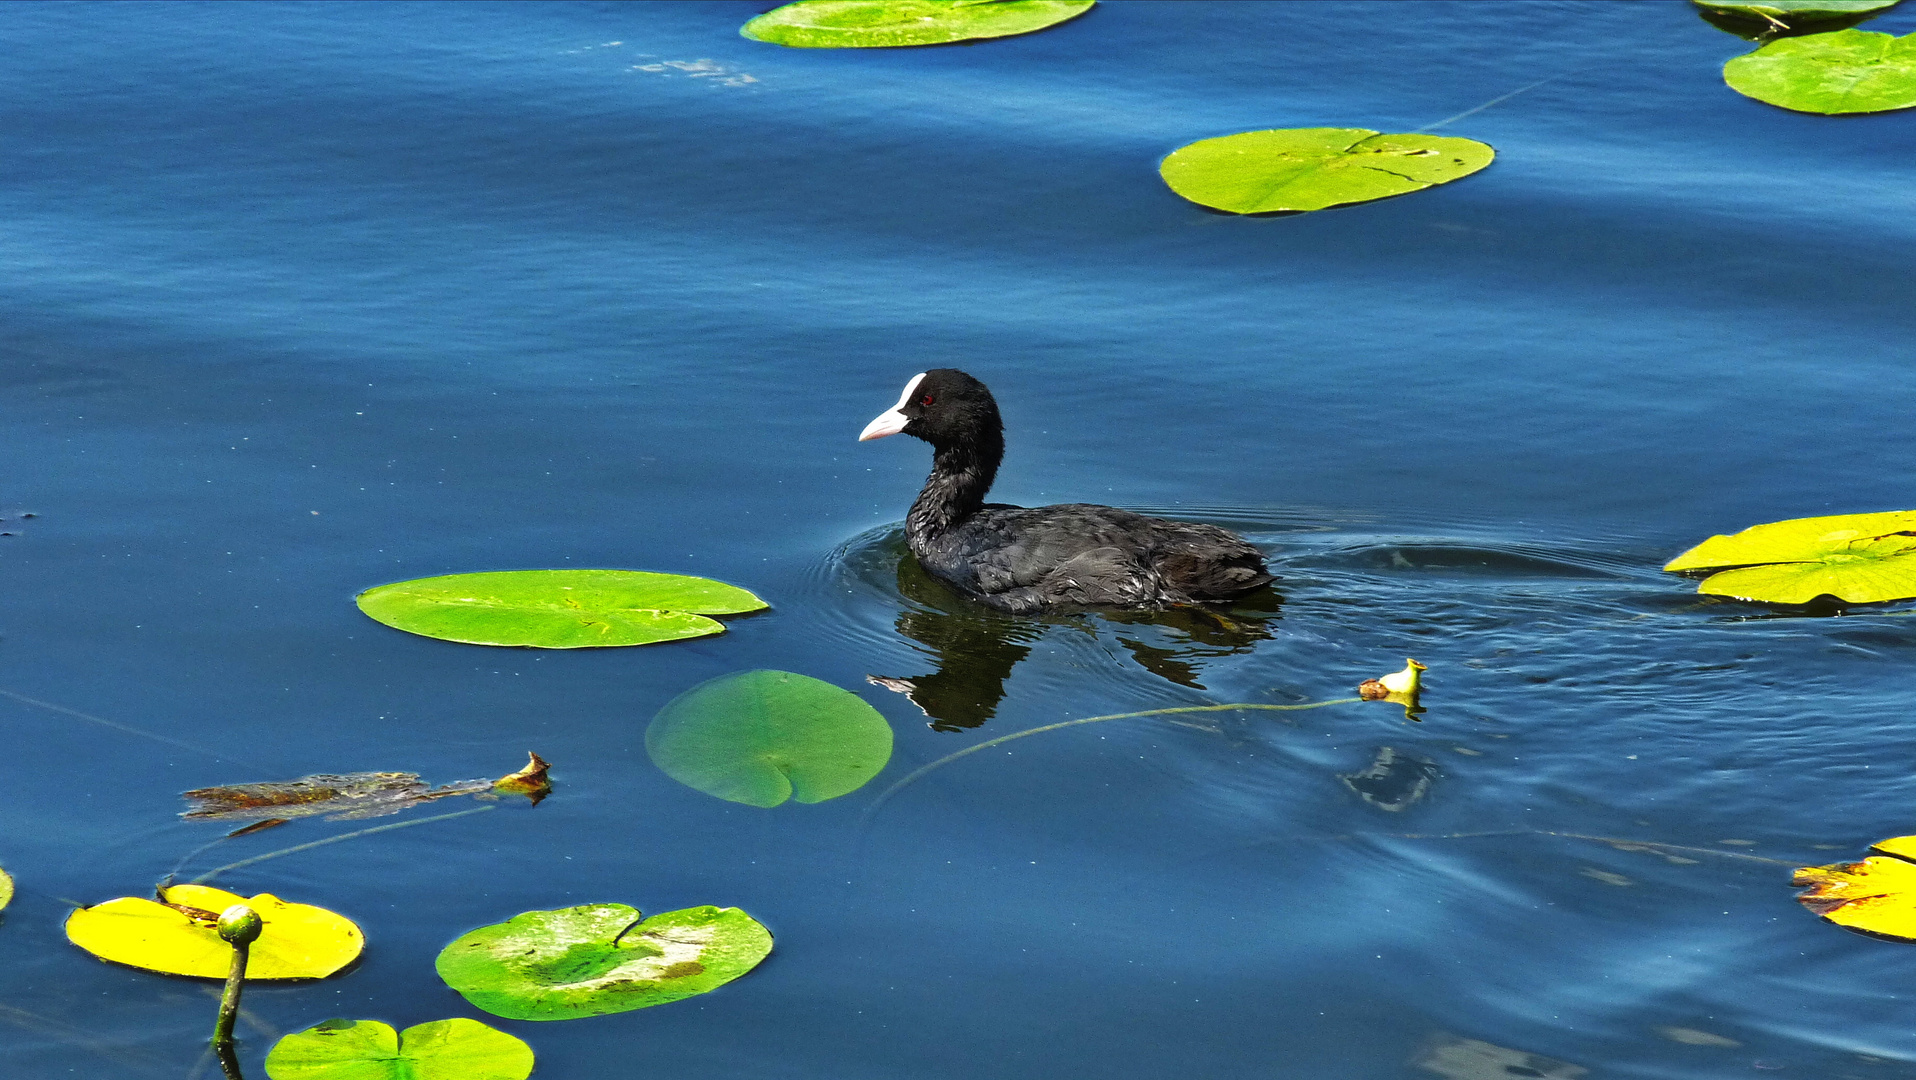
906, 433, 1002, 547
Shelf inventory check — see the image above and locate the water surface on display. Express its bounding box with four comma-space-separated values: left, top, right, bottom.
3, 2, 1916, 1077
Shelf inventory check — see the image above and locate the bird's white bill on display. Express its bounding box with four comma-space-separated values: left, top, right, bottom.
858, 372, 925, 441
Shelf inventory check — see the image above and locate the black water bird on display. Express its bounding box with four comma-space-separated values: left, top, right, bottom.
858, 369, 1273, 614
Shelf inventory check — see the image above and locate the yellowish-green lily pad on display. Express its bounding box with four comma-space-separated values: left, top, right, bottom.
1160, 128, 1494, 214
1795, 835, 1916, 941
264, 1018, 533, 1080
1664, 510, 1916, 603
437, 903, 773, 1020
0, 865, 12, 913
357, 569, 767, 648
742, 0, 1094, 48
66, 884, 363, 979
1724, 28, 1916, 114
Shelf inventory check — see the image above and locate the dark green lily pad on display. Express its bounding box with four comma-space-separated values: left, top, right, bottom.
742, 0, 1094, 48
1159, 128, 1494, 214
1724, 28, 1916, 113
436, 903, 773, 1021
356, 569, 767, 648
1664, 510, 1916, 603
647, 670, 893, 807
264, 1018, 532, 1080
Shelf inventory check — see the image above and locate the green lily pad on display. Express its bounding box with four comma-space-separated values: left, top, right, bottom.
1724, 28, 1916, 113
1664, 510, 1916, 603
1694, 0, 1901, 22
437, 903, 773, 1021
1159, 128, 1495, 214
742, 0, 1095, 48
264, 1018, 532, 1080
647, 670, 893, 807
0, 866, 12, 913
356, 569, 767, 648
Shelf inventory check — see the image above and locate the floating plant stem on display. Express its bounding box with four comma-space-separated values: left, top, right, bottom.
186, 805, 495, 886
862, 699, 1362, 824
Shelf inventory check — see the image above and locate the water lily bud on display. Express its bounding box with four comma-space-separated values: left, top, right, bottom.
216, 904, 263, 947
1379, 659, 1426, 695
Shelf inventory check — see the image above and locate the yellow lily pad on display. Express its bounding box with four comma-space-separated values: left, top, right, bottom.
0, 865, 12, 913
66, 884, 363, 978
1664, 510, 1916, 603
1793, 835, 1916, 941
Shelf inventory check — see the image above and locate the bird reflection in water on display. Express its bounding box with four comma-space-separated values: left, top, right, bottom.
868, 553, 1281, 731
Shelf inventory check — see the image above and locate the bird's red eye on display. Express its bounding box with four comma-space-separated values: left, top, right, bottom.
921, 394, 934, 406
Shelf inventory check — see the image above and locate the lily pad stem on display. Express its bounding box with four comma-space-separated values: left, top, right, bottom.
862, 699, 1362, 824
212, 905, 262, 1052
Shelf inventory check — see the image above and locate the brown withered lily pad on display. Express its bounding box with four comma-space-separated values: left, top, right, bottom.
182, 753, 551, 826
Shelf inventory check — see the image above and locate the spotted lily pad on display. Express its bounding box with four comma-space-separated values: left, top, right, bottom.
1724, 28, 1916, 113
1663, 510, 1916, 603
742, 0, 1095, 48
264, 1018, 533, 1080
647, 670, 893, 807
1160, 128, 1494, 214
66, 884, 363, 979
356, 569, 767, 648
437, 903, 773, 1020
1794, 835, 1916, 940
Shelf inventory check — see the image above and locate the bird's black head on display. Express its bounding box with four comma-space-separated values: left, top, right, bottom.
859, 368, 1003, 450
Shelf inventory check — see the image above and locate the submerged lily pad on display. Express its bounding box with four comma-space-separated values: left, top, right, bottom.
66, 884, 363, 979
1724, 28, 1916, 113
356, 569, 767, 648
1794, 835, 1916, 941
1663, 510, 1916, 603
1159, 128, 1494, 214
742, 0, 1094, 48
647, 670, 893, 807
265, 1018, 533, 1080
437, 903, 773, 1020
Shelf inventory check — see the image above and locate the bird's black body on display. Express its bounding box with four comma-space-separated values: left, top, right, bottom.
861, 369, 1272, 615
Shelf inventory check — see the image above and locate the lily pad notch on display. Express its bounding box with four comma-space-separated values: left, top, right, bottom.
356, 569, 767, 648
1664, 510, 1916, 604
742, 0, 1096, 48
1159, 128, 1495, 214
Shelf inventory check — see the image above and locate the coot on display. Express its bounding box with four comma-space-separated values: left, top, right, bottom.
858, 369, 1272, 614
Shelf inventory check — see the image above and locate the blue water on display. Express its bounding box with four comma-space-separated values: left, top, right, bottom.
4, 1, 1916, 1076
